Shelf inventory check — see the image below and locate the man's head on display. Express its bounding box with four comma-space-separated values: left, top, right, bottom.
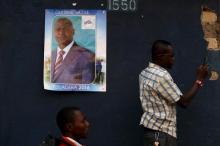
54, 17, 74, 49
56, 107, 90, 140
151, 40, 175, 69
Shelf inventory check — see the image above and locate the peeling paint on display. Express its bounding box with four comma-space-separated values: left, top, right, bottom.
201, 6, 220, 80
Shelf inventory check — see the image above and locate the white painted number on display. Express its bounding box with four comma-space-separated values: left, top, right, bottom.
113, 0, 120, 10
129, 0, 136, 11
121, 0, 128, 10
109, 0, 136, 11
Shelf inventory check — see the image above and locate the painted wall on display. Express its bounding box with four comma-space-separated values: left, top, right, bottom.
0, 0, 220, 146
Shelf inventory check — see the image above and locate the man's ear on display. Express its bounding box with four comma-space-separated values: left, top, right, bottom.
65, 123, 74, 131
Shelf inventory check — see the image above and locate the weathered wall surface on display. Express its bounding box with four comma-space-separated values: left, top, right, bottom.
201, 6, 220, 80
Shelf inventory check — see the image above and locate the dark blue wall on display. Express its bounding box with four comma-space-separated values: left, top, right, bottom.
0, 0, 220, 146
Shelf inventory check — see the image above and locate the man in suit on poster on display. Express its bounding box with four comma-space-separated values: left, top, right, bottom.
51, 17, 95, 84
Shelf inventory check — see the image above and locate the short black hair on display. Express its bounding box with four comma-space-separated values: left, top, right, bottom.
56, 107, 80, 134
151, 40, 172, 61
54, 17, 73, 28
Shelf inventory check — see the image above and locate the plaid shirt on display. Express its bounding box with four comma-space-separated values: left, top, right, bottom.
139, 62, 182, 138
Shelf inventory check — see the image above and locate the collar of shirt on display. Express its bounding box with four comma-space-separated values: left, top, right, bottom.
61, 136, 82, 146
148, 62, 168, 72
148, 62, 174, 83
56, 41, 74, 60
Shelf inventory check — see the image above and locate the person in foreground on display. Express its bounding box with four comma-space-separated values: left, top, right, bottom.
56, 107, 90, 146
139, 40, 208, 146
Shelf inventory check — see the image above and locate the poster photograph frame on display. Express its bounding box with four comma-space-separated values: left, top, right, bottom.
44, 9, 106, 92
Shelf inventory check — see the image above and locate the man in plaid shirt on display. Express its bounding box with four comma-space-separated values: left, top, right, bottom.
139, 40, 208, 146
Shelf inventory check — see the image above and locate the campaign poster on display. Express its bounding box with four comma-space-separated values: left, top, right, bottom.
44, 9, 106, 91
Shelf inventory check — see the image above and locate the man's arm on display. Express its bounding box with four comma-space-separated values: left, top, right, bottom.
177, 65, 208, 108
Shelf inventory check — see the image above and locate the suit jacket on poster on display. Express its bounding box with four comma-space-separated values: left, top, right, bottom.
51, 43, 95, 84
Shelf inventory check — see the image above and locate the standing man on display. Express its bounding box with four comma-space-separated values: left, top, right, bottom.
139, 40, 208, 146
51, 17, 95, 84
56, 107, 90, 146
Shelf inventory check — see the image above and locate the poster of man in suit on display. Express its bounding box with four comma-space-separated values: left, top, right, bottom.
44, 9, 106, 91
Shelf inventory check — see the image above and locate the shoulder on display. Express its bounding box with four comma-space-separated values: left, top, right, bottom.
71, 43, 94, 55
58, 144, 69, 146
159, 70, 173, 82
56, 139, 70, 146
74, 46, 95, 61
80, 47, 94, 57
77, 47, 94, 56
140, 66, 167, 79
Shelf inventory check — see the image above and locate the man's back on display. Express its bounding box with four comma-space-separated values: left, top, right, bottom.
139, 62, 182, 138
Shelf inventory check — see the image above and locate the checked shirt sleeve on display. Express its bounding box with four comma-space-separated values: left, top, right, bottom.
157, 74, 183, 104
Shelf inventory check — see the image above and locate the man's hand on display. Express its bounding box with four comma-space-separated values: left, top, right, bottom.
196, 64, 208, 81
177, 64, 208, 108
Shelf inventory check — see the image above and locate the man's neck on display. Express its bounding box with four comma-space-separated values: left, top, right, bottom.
59, 41, 73, 49
152, 61, 162, 67
59, 44, 68, 50
152, 61, 169, 70
63, 133, 79, 142
62, 135, 82, 146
